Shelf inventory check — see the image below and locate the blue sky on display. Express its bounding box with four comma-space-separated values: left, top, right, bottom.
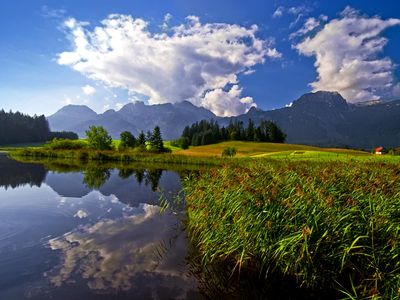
0, 0, 399, 116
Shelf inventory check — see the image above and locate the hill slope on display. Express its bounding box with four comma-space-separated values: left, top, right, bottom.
175, 141, 369, 157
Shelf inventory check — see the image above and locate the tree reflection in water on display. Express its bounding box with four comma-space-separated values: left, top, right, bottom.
0, 154, 46, 189
70, 166, 164, 192
83, 168, 111, 189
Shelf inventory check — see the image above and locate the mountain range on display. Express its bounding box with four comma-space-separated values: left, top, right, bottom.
48, 91, 400, 149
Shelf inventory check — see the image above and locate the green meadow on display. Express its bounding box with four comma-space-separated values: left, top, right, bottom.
7, 140, 400, 298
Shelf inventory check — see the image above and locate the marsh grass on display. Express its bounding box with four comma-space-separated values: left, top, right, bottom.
184, 159, 400, 299
9, 148, 224, 166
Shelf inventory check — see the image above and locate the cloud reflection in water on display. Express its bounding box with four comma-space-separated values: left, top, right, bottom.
49, 204, 197, 298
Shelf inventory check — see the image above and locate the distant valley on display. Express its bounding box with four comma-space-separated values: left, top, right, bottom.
48, 91, 400, 149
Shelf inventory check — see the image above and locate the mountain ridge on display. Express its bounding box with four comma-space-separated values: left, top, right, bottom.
47, 92, 400, 149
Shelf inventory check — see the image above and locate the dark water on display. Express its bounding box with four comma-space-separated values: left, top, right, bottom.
0, 154, 202, 299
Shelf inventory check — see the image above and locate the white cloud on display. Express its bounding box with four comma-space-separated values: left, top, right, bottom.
288, 5, 311, 16
290, 17, 320, 39
41, 5, 66, 19
82, 84, 96, 95
58, 14, 280, 116
115, 102, 124, 110
320, 15, 328, 22
272, 6, 284, 18
160, 13, 173, 31
62, 96, 74, 105
202, 85, 256, 117
294, 8, 400, 102
273, 5, 312, 19
290, 15, 327, 40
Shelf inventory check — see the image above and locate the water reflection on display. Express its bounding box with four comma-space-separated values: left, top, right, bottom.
83, 167, 111, 189
49, 204, 196, 298
0, 154, 46, 189
0, 154, 200, 299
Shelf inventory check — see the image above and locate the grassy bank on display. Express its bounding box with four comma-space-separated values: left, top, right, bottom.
9, 147, 224, 166
183, 159, 400, 299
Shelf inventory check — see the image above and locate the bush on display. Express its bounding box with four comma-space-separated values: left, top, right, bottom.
222, 147, 237, 157
86, 126, 113, 150
120, 131, 136, 150
46, 138, 87, 150
49, 131, 79, 140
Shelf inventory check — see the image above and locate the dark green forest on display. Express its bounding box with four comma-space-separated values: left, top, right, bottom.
178, 119, 286, 147
0, 110, 77, 145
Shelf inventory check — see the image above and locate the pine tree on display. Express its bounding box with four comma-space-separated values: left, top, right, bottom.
150, 126, 164, 152
137, 131, 146, 146
246, 119, 255, 141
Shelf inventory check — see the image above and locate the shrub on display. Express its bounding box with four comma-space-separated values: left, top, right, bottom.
222, 147, 237, 157
120, 131, 136, 150
49, 131, 79, 140
86, 126, 113, 150
46, 138, 87, 150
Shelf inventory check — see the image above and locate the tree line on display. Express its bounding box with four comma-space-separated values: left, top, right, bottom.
118, 126, 166, 152
0, 110, 77, 145
174, 119, 286, 148
47, 125, 168, 153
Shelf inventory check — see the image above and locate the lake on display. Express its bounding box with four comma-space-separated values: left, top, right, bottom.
0, 154, 202, 299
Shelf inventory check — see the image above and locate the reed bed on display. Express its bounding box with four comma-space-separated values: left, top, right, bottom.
184, 159, 400, 299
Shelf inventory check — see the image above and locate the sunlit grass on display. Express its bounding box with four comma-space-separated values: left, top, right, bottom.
175, 141, 369, 157
184, 159, 400, 298
163, 141, 182, 152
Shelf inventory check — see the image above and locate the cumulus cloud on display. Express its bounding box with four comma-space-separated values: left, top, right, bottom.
202, 85, 256, 117
81, 84, 96, 95
57, 14, 280, 116
294, 7, 400, 102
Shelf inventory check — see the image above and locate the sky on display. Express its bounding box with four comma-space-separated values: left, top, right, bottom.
0, 0, 399, 117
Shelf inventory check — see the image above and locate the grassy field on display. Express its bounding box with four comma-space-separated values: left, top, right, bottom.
8, 140, 400, 166
183, 159, 400, 299
174, 141, 370, 157
6, 139, 400, 298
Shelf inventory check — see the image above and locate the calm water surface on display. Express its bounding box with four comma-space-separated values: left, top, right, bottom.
0, 154, 202, 299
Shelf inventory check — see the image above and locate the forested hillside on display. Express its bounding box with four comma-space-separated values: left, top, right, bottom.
0, 110, 77, 145
179, 119, 286, 146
